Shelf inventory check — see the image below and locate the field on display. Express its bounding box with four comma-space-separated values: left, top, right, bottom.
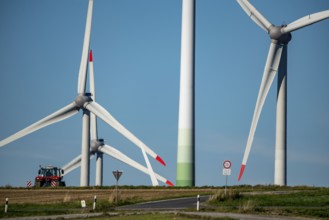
1, 185, 329, 219
0, 186, 215, 204
0, 186, 216, 219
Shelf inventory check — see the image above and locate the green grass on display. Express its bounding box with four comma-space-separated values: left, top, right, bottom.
208, 188, 329, 219
0, 200, 128, 218
1, 202, 84, 218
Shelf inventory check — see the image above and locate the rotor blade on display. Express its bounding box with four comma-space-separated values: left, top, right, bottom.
89, 50, 96, 100
100, 145, 174, 186
0, 102, 78, 148
238, 42, 283, 181
236, 0, 272, 32
141, 144, 159, 186
89, 49, 98, 140
84, 101, 166, 166
63, 153, 95, 175
282, 10, 329, 33
62, 155, 82, 175
77, 0, 93, 94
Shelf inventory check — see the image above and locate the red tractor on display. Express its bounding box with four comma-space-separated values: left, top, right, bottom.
35, 166, 66, 187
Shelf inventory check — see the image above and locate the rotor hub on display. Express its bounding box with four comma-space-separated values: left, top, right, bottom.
90, 139, 104, 152
269, 25, 291, 45
75, 93, 92, 108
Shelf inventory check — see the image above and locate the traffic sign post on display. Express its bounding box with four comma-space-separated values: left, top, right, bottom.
222, 160, 232, 197
112, 170, 123, 204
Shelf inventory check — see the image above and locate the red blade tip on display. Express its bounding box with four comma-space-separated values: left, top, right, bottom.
238, 164, 246, 181
166, 180, 174, 186
156, 156, 166, 166
89, 50, 93, 62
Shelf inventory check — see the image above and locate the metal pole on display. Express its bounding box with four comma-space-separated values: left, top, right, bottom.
115, 179, 118, 204
225, 175, 228, 197
112, 170, 122, 205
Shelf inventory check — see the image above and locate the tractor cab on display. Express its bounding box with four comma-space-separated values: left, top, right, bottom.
35, 165, 66, 187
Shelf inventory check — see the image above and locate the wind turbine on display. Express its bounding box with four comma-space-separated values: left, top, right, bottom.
176, 0, 195, 187
0, 0, 166, 186
62, 50, 166, 186
236, 0, 329, 185
62, 144, 174, 186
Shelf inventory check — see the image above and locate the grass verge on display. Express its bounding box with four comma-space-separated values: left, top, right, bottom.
207, 187, 329, 219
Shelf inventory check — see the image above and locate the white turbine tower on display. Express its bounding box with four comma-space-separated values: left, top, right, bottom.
0, 0, 166, 186
176, 0, 195, 187
88, 49, 103, 185
237, 0, 329, 185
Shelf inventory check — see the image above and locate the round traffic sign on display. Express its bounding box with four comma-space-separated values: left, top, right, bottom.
223, 160, 231, 169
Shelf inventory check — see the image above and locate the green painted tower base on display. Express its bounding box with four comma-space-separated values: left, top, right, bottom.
176, 162, 195, 186
176, 128, 195, 186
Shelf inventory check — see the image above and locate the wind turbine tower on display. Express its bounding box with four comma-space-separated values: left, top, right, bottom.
176, 0, 195, 186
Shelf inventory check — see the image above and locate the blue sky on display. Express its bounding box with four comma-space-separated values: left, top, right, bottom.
0, 0, 328, 187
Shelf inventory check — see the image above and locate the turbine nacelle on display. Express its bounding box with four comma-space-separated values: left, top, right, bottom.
269, 25, 292, 45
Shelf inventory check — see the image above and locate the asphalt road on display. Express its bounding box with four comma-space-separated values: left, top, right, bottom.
117, 195, 210, 210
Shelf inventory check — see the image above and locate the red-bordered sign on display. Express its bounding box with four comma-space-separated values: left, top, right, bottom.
223, 160, 232, 169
